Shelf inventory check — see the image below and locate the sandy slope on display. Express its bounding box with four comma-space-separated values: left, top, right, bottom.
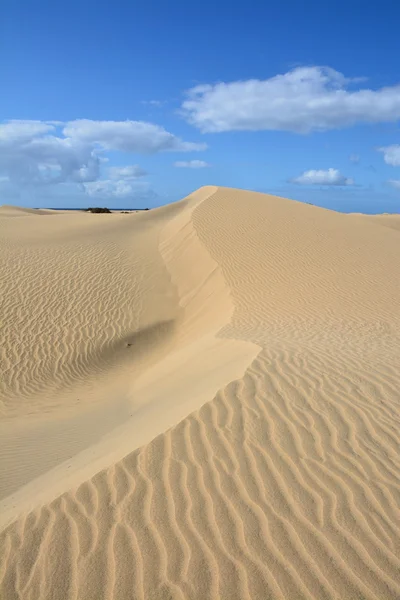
0, 205, 70, 217
0, 188, 399, 600
355, 213, 400, 232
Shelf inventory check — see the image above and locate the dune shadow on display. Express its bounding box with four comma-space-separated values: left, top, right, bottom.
111, 318, 179, 369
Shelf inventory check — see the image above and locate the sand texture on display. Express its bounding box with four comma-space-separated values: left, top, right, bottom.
0, 187, 399, 599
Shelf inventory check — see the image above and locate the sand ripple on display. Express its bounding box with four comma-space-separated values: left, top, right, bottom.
1, 188, 399, 599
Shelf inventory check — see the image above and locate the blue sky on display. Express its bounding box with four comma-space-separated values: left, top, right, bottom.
1, 0, 400, 212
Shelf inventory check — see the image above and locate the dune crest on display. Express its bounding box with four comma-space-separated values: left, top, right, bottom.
0, 187, 258, 524
0, 205, 64, 217
1, 187, 400, 599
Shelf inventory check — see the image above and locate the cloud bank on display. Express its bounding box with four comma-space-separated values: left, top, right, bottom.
0, 119, 206, 202
0, 119, 205, 188
63, 120, 206, 154
182, 66, 400, 133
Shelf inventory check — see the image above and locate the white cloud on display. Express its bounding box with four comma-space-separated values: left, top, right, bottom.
108, 165, 147, 179
83, 179, 152, 199
174, 160, 210, 168
84, 163, 150, 199
388, 179, 400, 189
291, 168, 354, 186
181, 66, 400, 133
378, 145, 400, 166
0, 120, 55, 142
0, 129, 101, 185
349, 154, 360, 163
84, 180, 133, 198
0, 118, 204, 194
63, 119, 206, 153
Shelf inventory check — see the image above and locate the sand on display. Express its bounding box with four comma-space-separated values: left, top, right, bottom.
0, 187, 399, 600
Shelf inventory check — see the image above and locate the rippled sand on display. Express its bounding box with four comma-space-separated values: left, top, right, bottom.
1, 187, 399, 599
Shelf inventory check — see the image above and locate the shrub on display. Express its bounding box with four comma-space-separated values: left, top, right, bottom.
84, 207, 112, 213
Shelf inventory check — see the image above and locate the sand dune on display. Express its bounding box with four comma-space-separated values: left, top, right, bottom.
0, 205, 67, 217
1, 187, 399, 599
358, 213, 400, 232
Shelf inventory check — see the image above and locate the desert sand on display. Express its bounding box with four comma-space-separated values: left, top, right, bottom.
0, 186, 399, 600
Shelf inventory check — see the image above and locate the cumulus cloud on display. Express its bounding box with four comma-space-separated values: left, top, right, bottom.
388, 179, 400, 189
174, 160, 210, 168
0, 119, 204, 198
81, 165, 151, 199
181, 66, 400, 133
63, 120, 206, 153
83, 179, 153, 200
84, 162, 151, 200
0, 120, 56, 143
291, 168, 354, 186
378, 145, 400, 166
0, 128, 101, 185
108, 165, 147, 179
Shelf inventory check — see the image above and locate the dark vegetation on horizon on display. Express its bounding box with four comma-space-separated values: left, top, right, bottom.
84, 207, 112, 213
83, 207, 150, 213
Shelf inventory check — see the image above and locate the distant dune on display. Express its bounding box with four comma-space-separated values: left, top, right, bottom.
353, 212, 400, 232
0, 205, 62, 217
1, 187, 399, 600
